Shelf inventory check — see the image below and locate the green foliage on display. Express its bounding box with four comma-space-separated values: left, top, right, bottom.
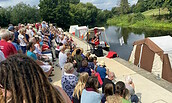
0, 3, 40, 27
120, 0, 130, 14
10, 3, 40, 25
54, 3, 72, 29
0, 7, 11, 27
142, 8, 169, 16
107, 13, 172, 30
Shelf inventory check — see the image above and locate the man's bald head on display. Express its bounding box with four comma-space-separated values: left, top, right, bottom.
108, 72, 115, 80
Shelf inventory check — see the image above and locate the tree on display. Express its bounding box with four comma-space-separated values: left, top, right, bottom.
10, 3, 40, 25
120, 0, 130, 14
163, 0, 172, 14
54, 3, 72, 29
39, 0, 59, 23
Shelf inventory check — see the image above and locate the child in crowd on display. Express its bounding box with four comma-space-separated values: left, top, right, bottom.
72, 72, 89, 103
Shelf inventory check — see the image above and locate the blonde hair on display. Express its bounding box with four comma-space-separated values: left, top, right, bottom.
106, 95, 122, 103
73, 72, 89, 99
19, 28, 26, 35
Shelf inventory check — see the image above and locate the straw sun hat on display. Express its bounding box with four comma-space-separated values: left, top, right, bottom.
99, 60, 106, 66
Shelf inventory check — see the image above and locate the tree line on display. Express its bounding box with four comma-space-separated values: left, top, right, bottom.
0, 0, 112, 29
112, 0, 172, 15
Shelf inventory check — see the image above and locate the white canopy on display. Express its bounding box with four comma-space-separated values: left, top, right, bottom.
149, 36, 172, 53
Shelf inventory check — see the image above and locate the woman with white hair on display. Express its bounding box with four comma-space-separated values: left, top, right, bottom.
125, 76, 139, 103
61, 63, 78, 100
0, 29, 17, 58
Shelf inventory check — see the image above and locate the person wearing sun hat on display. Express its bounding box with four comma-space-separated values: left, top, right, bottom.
96, 60, 109, 82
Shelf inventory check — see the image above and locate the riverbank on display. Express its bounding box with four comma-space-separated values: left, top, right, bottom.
107, 14, 172, 30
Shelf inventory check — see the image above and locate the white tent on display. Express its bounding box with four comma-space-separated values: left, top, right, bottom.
69, 25, 78, 34
129, 36, 172, 83
75, 26, 88, 40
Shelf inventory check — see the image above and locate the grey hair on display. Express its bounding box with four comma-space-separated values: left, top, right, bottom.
29, 37, 36, 43
64, 63, 73, 72
0, 29, 10, 39
108, 72, 115, 79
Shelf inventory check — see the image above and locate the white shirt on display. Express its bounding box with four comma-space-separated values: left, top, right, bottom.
18, 34, 27, 46
0, 50, 5, 62
33, 46, 42, 55
26, 29, 34, 38
59, 51, 67, 75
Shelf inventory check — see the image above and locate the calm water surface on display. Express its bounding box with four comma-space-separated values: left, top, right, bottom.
104, 26, 172, 60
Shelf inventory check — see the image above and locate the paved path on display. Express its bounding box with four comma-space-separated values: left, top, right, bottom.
51, 32, 172, 103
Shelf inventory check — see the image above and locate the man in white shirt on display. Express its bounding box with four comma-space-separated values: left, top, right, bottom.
59, 45, 67, 76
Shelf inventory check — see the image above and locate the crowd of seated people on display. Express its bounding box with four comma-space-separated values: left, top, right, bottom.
0, 22, 139, 103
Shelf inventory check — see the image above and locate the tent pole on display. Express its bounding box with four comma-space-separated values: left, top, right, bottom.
138, 44, 143, 68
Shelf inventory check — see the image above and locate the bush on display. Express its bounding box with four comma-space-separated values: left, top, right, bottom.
131, 13, 145, 24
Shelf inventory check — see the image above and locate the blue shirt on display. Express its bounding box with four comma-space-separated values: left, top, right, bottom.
14, 31, 19, 44
81, 89, 102, 103
80, 67, 91, 76
27, 51, 37, 60
96, 66, 106, 81
12, 42, 21, 51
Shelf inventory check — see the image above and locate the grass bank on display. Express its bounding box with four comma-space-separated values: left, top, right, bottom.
107, 9, 172, 30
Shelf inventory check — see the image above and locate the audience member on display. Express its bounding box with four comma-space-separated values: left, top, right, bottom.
115, 81, 131, 103
59, 45, 67, 75
106, 95, 122, 103
72, 72, 89, 103
96, 60, 109, 82
74, 48, 83, 72
0, 29, 17, 58
101, 83, 114, 103
102, 72, 116, 94
8, 31, 22, 53
27, 42, 53, 76
0, 54, 66, 103
18, 28, 28, 54
80, 59, 91, 76
81, 76, 102, 103
125, 76, 139, 103
61, 63, 78, 100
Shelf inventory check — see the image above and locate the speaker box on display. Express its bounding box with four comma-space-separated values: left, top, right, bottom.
95, 46, 103, 57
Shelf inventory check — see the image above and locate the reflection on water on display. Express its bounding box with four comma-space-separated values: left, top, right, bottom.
104, 26, 172, 60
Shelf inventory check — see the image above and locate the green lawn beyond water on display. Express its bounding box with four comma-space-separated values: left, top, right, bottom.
107, 8, 172, 30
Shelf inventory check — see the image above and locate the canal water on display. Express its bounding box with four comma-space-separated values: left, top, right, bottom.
104, 26, 172, 60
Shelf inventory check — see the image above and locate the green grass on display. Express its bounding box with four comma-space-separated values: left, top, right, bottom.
107, 8, 172, 30
107, 15, 172, 30
142, 8, 169, 16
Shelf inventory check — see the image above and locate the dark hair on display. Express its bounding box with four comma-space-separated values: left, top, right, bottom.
67, 55, 74, 63
0, 54, 65, 103
85, 76, 99, 92
104, 83, 114, 97
82, 59, 88, 67
27, 42, 34, 50
88, 57, 93, 62
35, 37, 39, 42
93, 56, 97, 60
76, 49, 81, 55
115, 81, 126, 98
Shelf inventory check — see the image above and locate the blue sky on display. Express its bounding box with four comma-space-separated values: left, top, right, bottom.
0, 0, 138, 10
